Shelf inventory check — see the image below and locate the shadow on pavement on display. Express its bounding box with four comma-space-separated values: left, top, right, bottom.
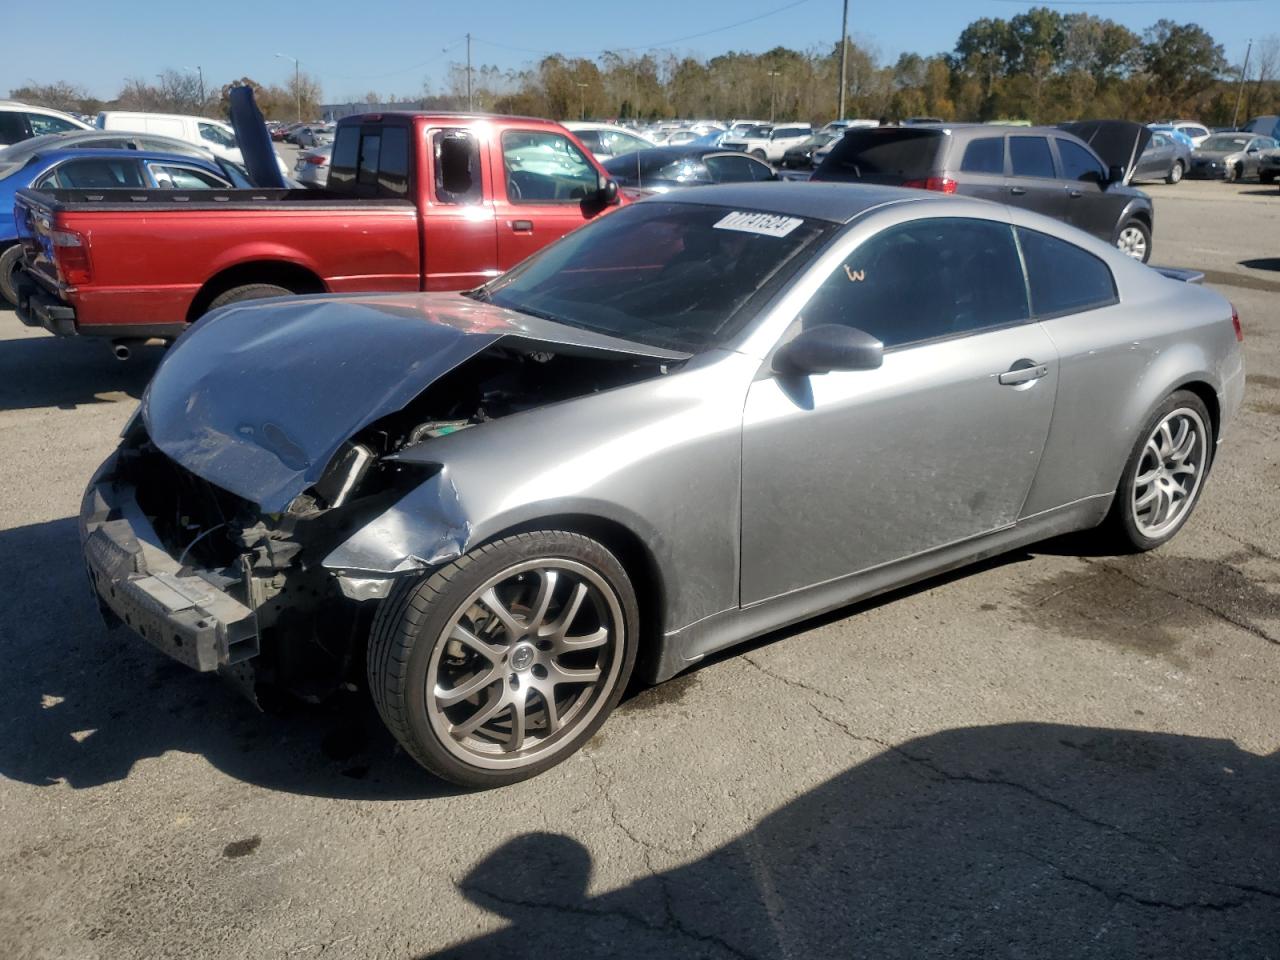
0, 516, 451, 800
1240, 257, 1280, 272
428, 723, 1280, 959
0, 329, 163, 411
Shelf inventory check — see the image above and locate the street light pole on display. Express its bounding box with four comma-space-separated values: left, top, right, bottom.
1232, 38, 1253, 130
838, 0, 849, 121
767, 70, 781, 122
466, 33, 473, 111
577, 82, 588, 121
276, 53, 301, 121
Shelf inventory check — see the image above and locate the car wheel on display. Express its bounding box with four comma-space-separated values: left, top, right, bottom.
206, 283, 295, 314
1261, 171, 1276, 184
1114, 219, 1151, 262
0, 244, 22, 307
1099, 391, 1213, 552
367, 531, 639, 788
1166, 160, 1184, 185
1226, 163, 1242, 183
750, 149, 767, 162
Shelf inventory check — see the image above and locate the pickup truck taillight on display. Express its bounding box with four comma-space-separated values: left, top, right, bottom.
51, 228, 92, 286
305, 154, 328, 166
902, 177, 958, 194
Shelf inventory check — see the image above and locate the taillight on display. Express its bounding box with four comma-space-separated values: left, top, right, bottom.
1231, 304, 1243, 342
51, 228, 91, 286
902, 177, 958, 194
305, 154, 328, 166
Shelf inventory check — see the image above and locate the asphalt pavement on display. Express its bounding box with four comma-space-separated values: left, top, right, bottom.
1, 178, 1277, 959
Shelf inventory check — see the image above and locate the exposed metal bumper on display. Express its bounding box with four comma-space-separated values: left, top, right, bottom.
14, 270, 76, 336
80, 455, 261, 673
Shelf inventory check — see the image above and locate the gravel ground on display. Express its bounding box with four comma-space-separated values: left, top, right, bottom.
1, 178, 1277, 959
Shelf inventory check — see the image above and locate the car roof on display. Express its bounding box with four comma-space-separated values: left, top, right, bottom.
31, 148, 223, 165
653, 181, 928, 223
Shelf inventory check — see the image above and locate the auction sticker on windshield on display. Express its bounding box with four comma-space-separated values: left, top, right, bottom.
713, 211, 805, 238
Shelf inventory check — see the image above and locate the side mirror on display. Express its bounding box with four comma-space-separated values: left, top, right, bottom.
1107, 164, 1127, 185
773, 324, 884, 377
597, 178, 619, 205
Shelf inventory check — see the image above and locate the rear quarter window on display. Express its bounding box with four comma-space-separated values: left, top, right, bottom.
328, 123, 410, 197
1017, 227, 1117, 318
817, 129, 945, 180
960, 137, 1005, 174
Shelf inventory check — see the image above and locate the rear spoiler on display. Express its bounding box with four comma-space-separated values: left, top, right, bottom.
1152, 266, 1204, 284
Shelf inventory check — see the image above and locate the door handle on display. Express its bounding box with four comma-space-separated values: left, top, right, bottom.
509, 219, 533, 233
1067, 189, 1082, 198
998, 362, 1049, 385
1009, 186, 1027, 196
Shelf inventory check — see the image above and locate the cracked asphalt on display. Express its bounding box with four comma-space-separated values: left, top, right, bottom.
1, 179, 1278, 959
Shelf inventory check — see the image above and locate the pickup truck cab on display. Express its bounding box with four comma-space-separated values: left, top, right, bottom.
720, 123, 813, 164
15, 113, 622, 344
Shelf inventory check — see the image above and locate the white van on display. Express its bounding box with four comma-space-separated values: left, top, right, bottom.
96, 111, 288, 176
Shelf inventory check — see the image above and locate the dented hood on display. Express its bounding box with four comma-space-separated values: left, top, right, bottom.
142, 292, 688, 512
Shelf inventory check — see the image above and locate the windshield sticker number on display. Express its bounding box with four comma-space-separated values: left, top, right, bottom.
713, 211, 804, 238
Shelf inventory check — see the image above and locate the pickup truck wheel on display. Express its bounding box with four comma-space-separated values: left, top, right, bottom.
367, 531, 639, 789
0, 245, 22, 307
206, 283, 295, 314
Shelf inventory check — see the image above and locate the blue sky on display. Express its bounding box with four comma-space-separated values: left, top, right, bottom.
1, 0, 1263, 102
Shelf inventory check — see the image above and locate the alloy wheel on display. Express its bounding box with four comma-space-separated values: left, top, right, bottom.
1116, 226, 1148, 261
1169, 162, 1183, 184
1130, 407, 1207, 539
425, 558, 624, 770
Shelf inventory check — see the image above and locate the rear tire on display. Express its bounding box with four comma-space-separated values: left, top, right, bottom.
1261, 171, 1276, 185
205, 282, 295, 315
1096, 390, 1213, 553
0, 244, 22, 308
367, 531, 639, 789
1166, 160, 1184, 185
1226, 163, 1242, 183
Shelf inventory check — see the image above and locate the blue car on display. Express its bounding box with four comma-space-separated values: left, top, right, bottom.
0, 148, 250, 305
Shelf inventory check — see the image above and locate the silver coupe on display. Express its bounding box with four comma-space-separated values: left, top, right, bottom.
80, 184, 1245, 787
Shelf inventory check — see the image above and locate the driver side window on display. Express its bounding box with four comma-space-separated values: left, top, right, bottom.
802, 218, 1030, 350
501, 130, 598, 204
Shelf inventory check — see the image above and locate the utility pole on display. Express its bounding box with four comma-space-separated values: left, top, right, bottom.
768, 70, 781, 122
186, 65, 205, 105
466, 33, 473, 111
276, 53, 301, 121
838, 0, 849, 120
577, 82, 589, 120
1232, 38, 1252, 130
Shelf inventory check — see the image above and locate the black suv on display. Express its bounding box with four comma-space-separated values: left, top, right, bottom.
812, 122, 1156, 262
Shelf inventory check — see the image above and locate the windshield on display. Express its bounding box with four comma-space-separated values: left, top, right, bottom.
1201, 135, 1249, 151
470, 201, 831, 352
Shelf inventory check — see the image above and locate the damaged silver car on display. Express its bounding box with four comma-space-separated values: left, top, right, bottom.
81, 184, 1245, 787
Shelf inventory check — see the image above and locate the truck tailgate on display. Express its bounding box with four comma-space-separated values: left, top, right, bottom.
15, 191, 63, 291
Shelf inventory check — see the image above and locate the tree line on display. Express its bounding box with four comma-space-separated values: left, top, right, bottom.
8, 11, 1278, 127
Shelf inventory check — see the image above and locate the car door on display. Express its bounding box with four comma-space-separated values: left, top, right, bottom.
1006, 135, 1067, 220
423, 127, 499, 290
739, 216, 1058, 604
954, 134, 1008, 203
492, 128, 610, 269
1053, 137, 1113, 239
1135, 134, 1172, 180
1244, 138, 1266, 177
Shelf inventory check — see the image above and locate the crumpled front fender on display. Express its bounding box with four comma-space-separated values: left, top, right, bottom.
321, 468, 472, 582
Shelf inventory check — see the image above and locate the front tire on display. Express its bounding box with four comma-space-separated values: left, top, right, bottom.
0, 244, 22, 307
1226, 163, 1242, 183
367, 531, 639, 788
1115, 219, 1152, 263
1099, 391, 1213, 552
1166, 160, 1184, 185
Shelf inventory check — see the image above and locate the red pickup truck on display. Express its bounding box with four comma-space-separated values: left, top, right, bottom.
14, 112, 623, 349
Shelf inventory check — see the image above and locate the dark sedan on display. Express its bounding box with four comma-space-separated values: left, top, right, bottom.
779, 131, 841, 170
603, 146, 776, 193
